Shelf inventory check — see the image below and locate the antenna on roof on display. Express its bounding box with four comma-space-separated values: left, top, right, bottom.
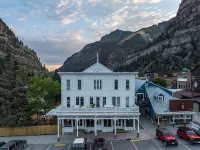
97, 52, 99, 63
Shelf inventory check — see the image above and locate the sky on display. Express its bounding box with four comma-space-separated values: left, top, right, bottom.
0, 0, 182, 71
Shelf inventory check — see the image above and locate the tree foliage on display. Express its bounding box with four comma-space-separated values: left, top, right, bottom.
27, 76, 61, 122
152, 77, 167, 88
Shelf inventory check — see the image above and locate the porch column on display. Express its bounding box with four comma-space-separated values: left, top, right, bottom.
184, 115, 186, 123
72, 119, 74, 131
57, 117, 60, 142
76, 119, 79, 137
137, 117, 139, 138
114, 118, 116, 139
157, 116, 160, 127
172, 115, 175, 127
94, 119, 97, 137
85, 119, 87, 132
124, 119, 126, 129
133, 118, 135, 131
62, 119, 64, 135
196, 114, 198, 122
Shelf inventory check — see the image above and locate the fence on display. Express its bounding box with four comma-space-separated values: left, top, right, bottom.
0, 125, 62, 137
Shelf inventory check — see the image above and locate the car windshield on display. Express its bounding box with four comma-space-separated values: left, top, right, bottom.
73, 143, 84, 148
96, 144, 105, 148
97, 138, 104, 142
163, 132, 172, 136
186, 130, 195, 135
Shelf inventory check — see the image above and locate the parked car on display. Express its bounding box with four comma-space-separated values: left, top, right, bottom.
0, 142, 6, 147
177, 126, 200, 145
156, 128, 178, 147
72, 138, 87, 150
0, 140, 27, 150
93, 138, 106, 150
194, 129, 200, 136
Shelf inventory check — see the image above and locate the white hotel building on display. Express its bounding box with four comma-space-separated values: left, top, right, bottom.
47, 54, 140, 141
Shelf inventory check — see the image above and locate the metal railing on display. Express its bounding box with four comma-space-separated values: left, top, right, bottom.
58, 106, 139, 114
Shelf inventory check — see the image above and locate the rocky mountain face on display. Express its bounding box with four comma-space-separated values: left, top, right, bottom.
58, 0, 200, 73
0, 18, 47, 127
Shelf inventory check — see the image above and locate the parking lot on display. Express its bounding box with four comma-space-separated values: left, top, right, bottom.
24, 137, 200, 150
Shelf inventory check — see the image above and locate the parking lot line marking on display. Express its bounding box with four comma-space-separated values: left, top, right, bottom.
152, 139, 163, 150
68, 144, 71, 150
111, 142, 114, 150
26, 146, 31, 150
46, 145, 52, 150
178, 141, 191, 150
132, 142, 138, 150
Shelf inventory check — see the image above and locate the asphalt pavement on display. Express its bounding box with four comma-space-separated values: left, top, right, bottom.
23, 137, 200, 150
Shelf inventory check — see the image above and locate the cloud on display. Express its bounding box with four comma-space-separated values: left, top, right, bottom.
57, 0, 69, 8
18, 16, 27, 21
133, 0, 162, 3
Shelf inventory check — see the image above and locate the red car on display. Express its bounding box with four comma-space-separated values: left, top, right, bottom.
93, 138, 106, 150
156, 128, 178, 147
177, 126, 200, 145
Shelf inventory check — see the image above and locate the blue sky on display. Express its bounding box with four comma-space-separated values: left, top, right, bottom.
0, 0, 181, 71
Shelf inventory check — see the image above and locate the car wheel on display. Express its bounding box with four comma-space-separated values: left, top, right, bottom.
188, 140, 193, 145
164, 141, 168, 147
156, 135, 159, 140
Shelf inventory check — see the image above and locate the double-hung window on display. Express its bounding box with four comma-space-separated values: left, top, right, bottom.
76, 97, 80, 105
80, 97, 84, 106
90, 97, 93, 107
117, 97, 120, 107
126, 80, 129, 90
114, 80, 118, 90
94, 80, 102, 90
126, 97, 129, 107
78, 80, 81, 90
67, 97, 70, 107
112, 97, 116, 106
67, 80, 70, 90
103, 97, 106, 106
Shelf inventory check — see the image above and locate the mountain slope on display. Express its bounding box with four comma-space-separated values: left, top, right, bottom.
0, 18, 47, 127
119, 0, 200, 72
58, 21, 169, 72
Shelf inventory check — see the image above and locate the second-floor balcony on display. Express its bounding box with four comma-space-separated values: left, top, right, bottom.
47, 105, 139, 117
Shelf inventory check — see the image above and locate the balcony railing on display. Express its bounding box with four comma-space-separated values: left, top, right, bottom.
57, 106, 139, 115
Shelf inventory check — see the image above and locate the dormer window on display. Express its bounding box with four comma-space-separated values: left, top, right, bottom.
158, 96, 164, 102
153, 92, 164, 102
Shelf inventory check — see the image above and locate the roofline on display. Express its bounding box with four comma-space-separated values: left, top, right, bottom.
58, 72, 137, 76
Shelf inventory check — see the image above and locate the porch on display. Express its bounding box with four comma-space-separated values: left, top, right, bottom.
47, 106, 140, 142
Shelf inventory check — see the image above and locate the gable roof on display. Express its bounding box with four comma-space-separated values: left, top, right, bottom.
83, 62, 113, 73
135, 79, 146, 92
146, 86, 179, 114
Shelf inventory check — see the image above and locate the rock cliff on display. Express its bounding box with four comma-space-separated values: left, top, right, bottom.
58, 0, 200, 73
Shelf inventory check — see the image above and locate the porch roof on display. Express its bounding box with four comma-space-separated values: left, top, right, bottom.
155, 111, 196, 116
46, 106, 140, 117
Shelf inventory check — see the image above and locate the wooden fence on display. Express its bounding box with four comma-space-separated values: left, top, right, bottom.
0, 125, 62, 137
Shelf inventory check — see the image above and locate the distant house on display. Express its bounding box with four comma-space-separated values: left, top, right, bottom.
176, 68, 190, 89
135, 79, 197, 126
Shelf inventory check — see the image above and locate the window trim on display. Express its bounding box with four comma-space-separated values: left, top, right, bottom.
158, 96, 164, 102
